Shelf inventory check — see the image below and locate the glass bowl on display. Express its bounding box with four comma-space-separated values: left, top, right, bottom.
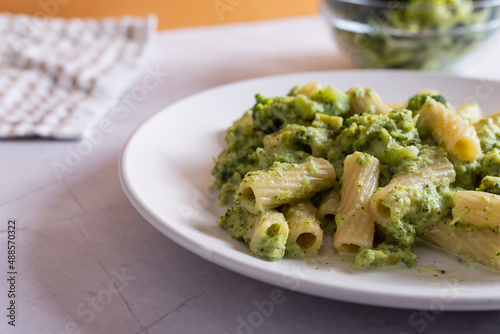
320, 0, 500, 71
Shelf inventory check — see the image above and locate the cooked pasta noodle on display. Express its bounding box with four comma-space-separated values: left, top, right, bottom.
346, 86, 391, 115
418, 97, 481, 162
371, 157, 456, 227
283, 201, 324, 257
423, 220, 500, 270
235, 157, 336, 214
317, 188, 341, 225
452, 191, 500, 230
334, 152, 380, 253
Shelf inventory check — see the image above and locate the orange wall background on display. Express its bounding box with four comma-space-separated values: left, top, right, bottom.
0, 0, 319, 30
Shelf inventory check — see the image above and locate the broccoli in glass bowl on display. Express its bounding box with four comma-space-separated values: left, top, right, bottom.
320, 0, 500, 70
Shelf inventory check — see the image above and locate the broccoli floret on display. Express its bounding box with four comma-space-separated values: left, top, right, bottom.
480, 149, 500, 179
252, 85, 350, 134
252, 94, 302, 134
477, 176, 500, 195
219, 205, 255, 242
331, 109, 420, 166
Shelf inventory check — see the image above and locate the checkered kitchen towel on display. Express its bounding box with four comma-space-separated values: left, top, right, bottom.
0, 14, 157, 139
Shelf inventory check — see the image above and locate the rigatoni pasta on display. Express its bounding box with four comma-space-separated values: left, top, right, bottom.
457, 102, 482, 123
371, 157, 456, 227
334, 152, 380, 253
423, 220, 500, 270
452, 191, 500, 230
296, 81, 322, 97
248, 210, 289, 261
417, 97, 481, 162
346, 86, 391, 115
317, 187, 341, 233
235, 157, 336, 214
283, 201, 324, 257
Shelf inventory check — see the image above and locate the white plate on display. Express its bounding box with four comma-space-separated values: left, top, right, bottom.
119, 70, 500, 310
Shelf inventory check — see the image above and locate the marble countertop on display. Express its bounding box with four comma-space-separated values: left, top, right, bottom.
2, 15, 500, 334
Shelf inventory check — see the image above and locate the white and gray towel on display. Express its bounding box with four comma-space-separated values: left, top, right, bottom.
0, 13, 157, 139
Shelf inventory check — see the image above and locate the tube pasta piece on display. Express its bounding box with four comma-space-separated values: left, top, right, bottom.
346, 86, 391, 115
392, 157, 455, 187
457, 102, 482, 123
263, 132, 283, 150
417, 89, 440, 96
452, 191, 500, 230
317, 188, 341, 225
311, 113, 343, 131
387, 102, 406, 110
423, 220, 500, 270
418, 97, 481, 162
235, 157, 336, 214
262, 125, 331, 157
249, 210, 289, 261
334, 152, 380, 253
283, 201, 324, 257
297, 81, 322, 97
371, 157, 456, 227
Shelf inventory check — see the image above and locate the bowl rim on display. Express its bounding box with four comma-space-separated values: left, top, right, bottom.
320, 0, 500, 37
322, 0, 500, 9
